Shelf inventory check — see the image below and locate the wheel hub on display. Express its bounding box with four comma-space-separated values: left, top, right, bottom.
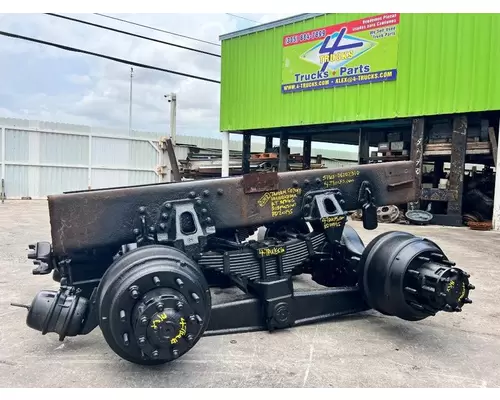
132, 288, 200, 360
97, 245, 211, 365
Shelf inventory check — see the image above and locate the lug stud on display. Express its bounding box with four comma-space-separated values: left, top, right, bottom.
408, 269, 420, 277
156, 302, 164, 312
129, 286, 139, 299
138, 336, 146, 346
141, 316, 148, 326
123, 333, 130, 346
165, 203, 172, 210
139, 206, 146, 214
119, 310, 126, 322
203, 190, 210, 197
133, 228, 140, 235
153, 276, 161, 286
161, 212, 169, 219
189, 315, 196, 323
191, 293, 200, 303
444, 305, 453, 311
405, 287, 417, 295
189, 191, 196, 198
152, 350, 159, 359
176, 301, 184, 311
176, 278, 184, 287
468, 284, 475, 290
217, 188, 224, 195
439, 292, 447, 298
195, 314, 203, 324
172, 349, 180, 359
418, 256, 430, 262
187, 334, 194, 343
464, 298, 473, 304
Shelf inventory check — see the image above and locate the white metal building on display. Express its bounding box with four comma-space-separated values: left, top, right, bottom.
0, 117, 358, 200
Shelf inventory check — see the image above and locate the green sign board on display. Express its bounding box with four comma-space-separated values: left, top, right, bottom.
281, 13, 400, 94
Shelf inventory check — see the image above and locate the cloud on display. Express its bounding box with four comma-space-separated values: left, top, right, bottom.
0, 13, 290, 137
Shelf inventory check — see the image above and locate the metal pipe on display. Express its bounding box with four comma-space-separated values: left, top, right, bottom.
493, 119, 500, 230
169, 93, 177, 145
1, 126, 5, 203
88, 132, 92, 189
1, 126, 5, 180
221, 131, 230, 177
0, 125, 156, 142
5, 161, 154, 173
129, 67, 133, 136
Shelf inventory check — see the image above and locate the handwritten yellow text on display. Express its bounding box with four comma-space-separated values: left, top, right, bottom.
170, 318, 187, 345
150, 312, 167, 330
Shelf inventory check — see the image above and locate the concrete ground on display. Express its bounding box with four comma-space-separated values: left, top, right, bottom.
1, 200, 499, 388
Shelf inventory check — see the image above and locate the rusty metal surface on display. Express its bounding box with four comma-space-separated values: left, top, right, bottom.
408, 118, 425, 210
242, 171, 279, 194
420, 188, 458, 202
448, 116, 467, 215
47, 161, 416, 256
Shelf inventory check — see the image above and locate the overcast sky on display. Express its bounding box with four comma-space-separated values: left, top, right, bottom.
0, 13, 296, 138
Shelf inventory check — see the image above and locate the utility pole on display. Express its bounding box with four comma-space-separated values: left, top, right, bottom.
128, 67, 133, 135
167, 92, 177, 144
159, 93, 177, 183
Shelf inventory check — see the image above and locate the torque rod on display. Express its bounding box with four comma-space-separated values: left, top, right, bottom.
203, 287, 369, 336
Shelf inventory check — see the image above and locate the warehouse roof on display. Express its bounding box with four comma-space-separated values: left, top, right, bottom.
219, 13, 325, 41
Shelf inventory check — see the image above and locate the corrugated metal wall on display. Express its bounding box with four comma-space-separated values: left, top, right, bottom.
1, 118, 161, 199
220, 13, 500, 131
0, 118, 358, 199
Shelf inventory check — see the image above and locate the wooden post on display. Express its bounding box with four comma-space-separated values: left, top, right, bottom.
447, 115, 467, 215
278, 132, 289, 172
303, 137, 312, 170
407, 118, 425, 211
242, 133, 251, 174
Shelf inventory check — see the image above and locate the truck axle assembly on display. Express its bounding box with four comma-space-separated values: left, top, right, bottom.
13, 161, 475, 365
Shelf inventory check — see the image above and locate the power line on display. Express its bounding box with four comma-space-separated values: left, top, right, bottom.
45, 13, 221, 58
226, 13, 260, 24
0, 30, 220, 84
93, 13, 221, 48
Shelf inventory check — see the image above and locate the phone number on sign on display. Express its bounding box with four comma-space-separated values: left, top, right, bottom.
284, 29, 327, 45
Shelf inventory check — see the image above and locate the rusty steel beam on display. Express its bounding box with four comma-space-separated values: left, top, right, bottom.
358, 129, 369, 164
408, 118, 425, 210
47, 161, 416, 257
448, 115, 467, 215
302, 138, 311, 170
278, 132, 289, 172
242, 133, 251, 174
420, 188, 458, 202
